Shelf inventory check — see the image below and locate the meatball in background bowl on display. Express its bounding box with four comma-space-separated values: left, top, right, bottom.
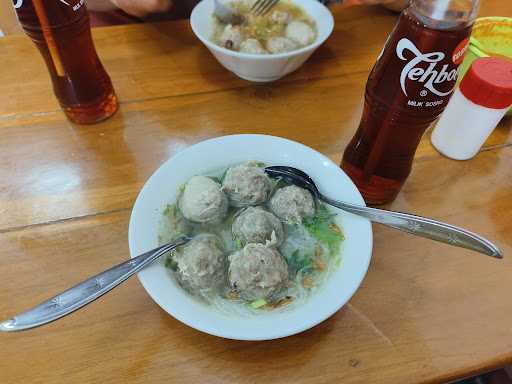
190, 0, 334, 82
129, 134, 372, 340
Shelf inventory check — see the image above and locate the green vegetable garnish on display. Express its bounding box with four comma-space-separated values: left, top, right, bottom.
304, 204, 344, 256
163, 204, 175, 216
233, 237, 243, 250
165, 256, 178, 271
287, 249, 313, 274
250, 299, 267, 309
219, 168, 229, 183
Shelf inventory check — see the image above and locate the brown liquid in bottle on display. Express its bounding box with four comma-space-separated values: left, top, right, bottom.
341, 7, 473, 204
14, 0, 117, 124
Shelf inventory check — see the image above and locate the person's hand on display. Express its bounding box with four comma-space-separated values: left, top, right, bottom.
87, 0, 173, 18
112, 0, 173, 17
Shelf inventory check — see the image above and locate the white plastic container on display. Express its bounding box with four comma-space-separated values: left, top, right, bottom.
431, 57, 512, 160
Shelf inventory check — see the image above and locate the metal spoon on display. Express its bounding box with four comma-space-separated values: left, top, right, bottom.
0, 237, 190, 332
264, 166, 503, 259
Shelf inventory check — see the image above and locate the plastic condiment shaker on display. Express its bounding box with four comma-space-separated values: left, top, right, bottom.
431, 57, 512, 160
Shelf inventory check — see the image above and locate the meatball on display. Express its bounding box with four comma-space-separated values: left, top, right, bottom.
178, 176, 228, 223
219, 24, 243, 50
221, 162, 272, 207
173, 234, 226, 292
285, 21, 316, 46
270, 10, 291, 24
232, 206, 284, 247
266, 36, 298, 54
270, 185, 315, 223
240, 38, 268, 54
228, 243, 288, 301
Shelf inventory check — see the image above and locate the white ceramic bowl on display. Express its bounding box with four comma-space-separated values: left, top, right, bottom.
190, 0, 335, 82
128, 134, 372, 340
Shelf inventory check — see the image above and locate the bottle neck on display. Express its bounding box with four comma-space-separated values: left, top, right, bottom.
408, 0, 480, 29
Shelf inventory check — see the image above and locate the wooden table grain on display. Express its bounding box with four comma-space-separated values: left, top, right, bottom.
1, 2, 511, 384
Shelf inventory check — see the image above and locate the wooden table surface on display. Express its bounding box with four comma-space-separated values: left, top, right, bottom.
1, 2, 511, 384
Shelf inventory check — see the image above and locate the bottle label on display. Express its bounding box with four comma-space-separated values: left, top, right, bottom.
397, 38, 460, 98
13, 0, 85, 11
452, 38, 470, 65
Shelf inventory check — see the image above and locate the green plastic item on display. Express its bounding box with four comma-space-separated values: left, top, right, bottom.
459, 17, 512, 114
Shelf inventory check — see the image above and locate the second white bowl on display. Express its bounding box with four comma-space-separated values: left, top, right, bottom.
190, 0, 335, 82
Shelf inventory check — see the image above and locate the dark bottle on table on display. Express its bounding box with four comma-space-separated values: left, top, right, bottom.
13, 0, 118, 124
341, 0, 479, 205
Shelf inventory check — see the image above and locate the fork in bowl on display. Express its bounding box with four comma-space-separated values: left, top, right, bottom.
214, 0, 280, 25
251, 0, 280, 16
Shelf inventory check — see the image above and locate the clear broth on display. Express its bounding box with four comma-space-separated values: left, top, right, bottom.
158, 164, 344, 316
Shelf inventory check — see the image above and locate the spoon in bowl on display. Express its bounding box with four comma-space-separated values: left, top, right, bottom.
264, 166, 503, 258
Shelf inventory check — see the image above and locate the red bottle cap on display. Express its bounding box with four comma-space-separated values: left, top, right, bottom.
459, 57, 512, 109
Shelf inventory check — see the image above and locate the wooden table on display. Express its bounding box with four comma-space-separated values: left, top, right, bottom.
1, 2, 511, 383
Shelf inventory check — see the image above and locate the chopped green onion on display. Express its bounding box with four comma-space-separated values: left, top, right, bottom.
165, 256, 178, 271
233, 237, 243, 250
304, 204, 344, 256
163, 204, 172, 216
250, 299, 267, 309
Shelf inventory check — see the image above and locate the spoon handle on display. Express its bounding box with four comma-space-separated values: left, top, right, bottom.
321, 195, 502, 259
0, 238, 188, 332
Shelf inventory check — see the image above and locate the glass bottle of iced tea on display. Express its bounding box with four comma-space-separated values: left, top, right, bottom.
341, 0, 479, 205
13, 0, 118, 124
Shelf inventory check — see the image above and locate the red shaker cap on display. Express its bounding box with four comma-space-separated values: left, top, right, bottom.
459, 57, 512, 109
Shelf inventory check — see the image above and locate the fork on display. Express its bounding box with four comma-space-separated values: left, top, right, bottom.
214, 0, 279, 25
251, 0, 280, 16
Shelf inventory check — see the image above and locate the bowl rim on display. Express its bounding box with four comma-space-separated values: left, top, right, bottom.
190, 0, 335, 60
468, 17, 512, 58
474, 16, 512, 25
128, 134, 373, 340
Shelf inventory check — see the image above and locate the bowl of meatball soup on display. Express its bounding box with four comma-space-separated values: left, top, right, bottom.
190, 0, 334, 82
128, 134, 372, 340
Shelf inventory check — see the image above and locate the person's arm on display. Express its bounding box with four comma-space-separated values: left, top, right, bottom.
87, 0, 406, 19
87, 0, 173, 18
321, 0, 406, 7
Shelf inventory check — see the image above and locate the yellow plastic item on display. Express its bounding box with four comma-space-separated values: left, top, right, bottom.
460, 17, 512, 114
